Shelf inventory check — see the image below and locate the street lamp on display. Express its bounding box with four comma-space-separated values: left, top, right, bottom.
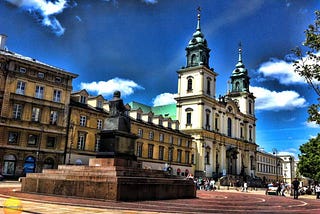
272, 148, 279, 182
68, 122, 75, 165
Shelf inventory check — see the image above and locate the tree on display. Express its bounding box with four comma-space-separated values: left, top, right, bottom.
298, 134, 320, 181
293, 10, 320, 124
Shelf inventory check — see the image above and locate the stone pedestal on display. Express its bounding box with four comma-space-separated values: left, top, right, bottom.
21, 158, 196, 201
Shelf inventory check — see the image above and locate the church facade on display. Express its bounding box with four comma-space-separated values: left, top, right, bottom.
175, 11, 258, 179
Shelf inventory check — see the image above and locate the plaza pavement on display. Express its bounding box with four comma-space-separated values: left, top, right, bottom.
0, 180, 319, 213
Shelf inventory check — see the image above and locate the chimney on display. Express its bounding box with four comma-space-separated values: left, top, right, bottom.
0, 34, 7, 50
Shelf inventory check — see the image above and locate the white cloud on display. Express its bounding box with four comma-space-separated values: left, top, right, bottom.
257, 59, 305, 85
152, 93, 177, 106
304, 121, 320, 129
80, 77, 144, 97
250, 86, 307, 111
256, 52, 320, 85
5, 0, 68, 36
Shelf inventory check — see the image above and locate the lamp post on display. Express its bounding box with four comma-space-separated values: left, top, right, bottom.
272, 148, 278, 182
68, 122, 75, 165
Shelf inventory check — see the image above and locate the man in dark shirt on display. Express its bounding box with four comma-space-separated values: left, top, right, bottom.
292, 178, 300, 199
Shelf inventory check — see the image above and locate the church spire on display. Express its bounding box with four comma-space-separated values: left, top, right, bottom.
230, 43, 250, 93
185, 7, 211, 69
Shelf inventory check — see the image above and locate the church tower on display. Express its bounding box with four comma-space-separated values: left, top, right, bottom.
228, 44, 255, 116
175, 8, 218, 131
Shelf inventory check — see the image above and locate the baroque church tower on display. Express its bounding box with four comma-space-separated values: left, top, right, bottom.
175, 9, 257, 179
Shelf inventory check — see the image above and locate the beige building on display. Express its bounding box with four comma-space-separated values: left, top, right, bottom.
256, 149, 283, 183
0, 35, 77, 177
279, 154, 296, 184
175, 11, 257, 179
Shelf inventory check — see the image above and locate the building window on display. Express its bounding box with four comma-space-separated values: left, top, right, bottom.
13, 104, 23, 120
249, 126, 253, 141
55, 77, 61, 83
159, 146, 164, 160
177, 149, 182, 163
159, 118, 163, 126
137, 142, 143, 157
186, 140, 191, 148
137, 128, 143, 137
80, 115, 86, 127
205, 150, 210, 164
159, 133, 164, 142
46, 136, 56, 148
50, 110, 58, 125
149, 131, 154, 140
35, 85, 44, 99
27, 134, 38, 146
207, 78, 211, 95
77, 133, 86, 150
97, 100, 103, 108
53, 90, 61, 102
80, 95, 86, 104
191, 154, 195, 164
95, 135, 100, 152
185, 151, 190, 164
97, 119, 103, 130
249, 100, 253, 115
187, 78, 193, 92
178, 138, 182, 146
19, 67, 26, 73
168, 121, 172, 128
168, 148, 173, 162
205, 109, 210, 130
169, 136, 173, 144
215, 114, 219, 131
38, 72, 44, 79
240, 126, 243, 138
148, 116, 152, 123
186, 112, 192, 125
31, 107, 41, 122
227, 118, 232, 137
148, 144, 154, 159
8, 132, 19, 144
137, 113, 141, 120
16, 81, 26, 95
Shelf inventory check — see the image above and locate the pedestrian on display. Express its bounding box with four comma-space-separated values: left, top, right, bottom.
292, 178, 300, 199
315, 183, 320, 199
242, 181, 248, 192
209, 178, 215, 191
280, 182, 286, 196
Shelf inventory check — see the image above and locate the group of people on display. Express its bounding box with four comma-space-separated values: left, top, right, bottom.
191, 177, 217, 191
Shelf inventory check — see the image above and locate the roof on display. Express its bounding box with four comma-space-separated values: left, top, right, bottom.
128, 101, 177, 120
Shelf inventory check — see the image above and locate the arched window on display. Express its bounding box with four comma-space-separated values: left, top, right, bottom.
249, 100, 253, 114
191, 54, 196, 66
185, 108, 193, 126
201, 55, 207, 65
207, 77, 211, 95
235, 81, 240, 91
187, 78, 193, 92
227, 118, 232, 137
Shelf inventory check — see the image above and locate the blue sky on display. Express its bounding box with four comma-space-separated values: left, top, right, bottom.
1, 0, 319, 157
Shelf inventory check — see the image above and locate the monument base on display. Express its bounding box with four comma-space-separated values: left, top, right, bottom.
21, 158, 196, 201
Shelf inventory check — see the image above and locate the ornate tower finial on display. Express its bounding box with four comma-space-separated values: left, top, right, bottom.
238, 42, 242, 63
197, 7, 201, 31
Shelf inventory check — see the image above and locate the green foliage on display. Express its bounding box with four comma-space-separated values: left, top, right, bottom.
298, 134, 320, 181
293, 10, 320, 124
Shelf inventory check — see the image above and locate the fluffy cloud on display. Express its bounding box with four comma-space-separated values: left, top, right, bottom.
152, 93, 177, 106
250, 86, 307, 111
80, 77, 144, 97
257, 52, 320, 85
257, 58, 305, 85
142, 0, 158, 4
5, 0, 69, 36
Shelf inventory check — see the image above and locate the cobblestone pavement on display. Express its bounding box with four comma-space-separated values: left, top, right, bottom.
0, 181, 320, 213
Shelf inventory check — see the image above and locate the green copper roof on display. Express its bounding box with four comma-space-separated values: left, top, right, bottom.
128, 101, 177, 120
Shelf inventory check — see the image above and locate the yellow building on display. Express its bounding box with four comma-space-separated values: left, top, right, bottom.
0, 35, 77, 177
66, 90, 108, 165
129, 102, 195, 176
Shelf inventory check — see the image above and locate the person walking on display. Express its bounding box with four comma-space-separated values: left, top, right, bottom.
292, 178, 300, 199
315, 183, 320, 199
